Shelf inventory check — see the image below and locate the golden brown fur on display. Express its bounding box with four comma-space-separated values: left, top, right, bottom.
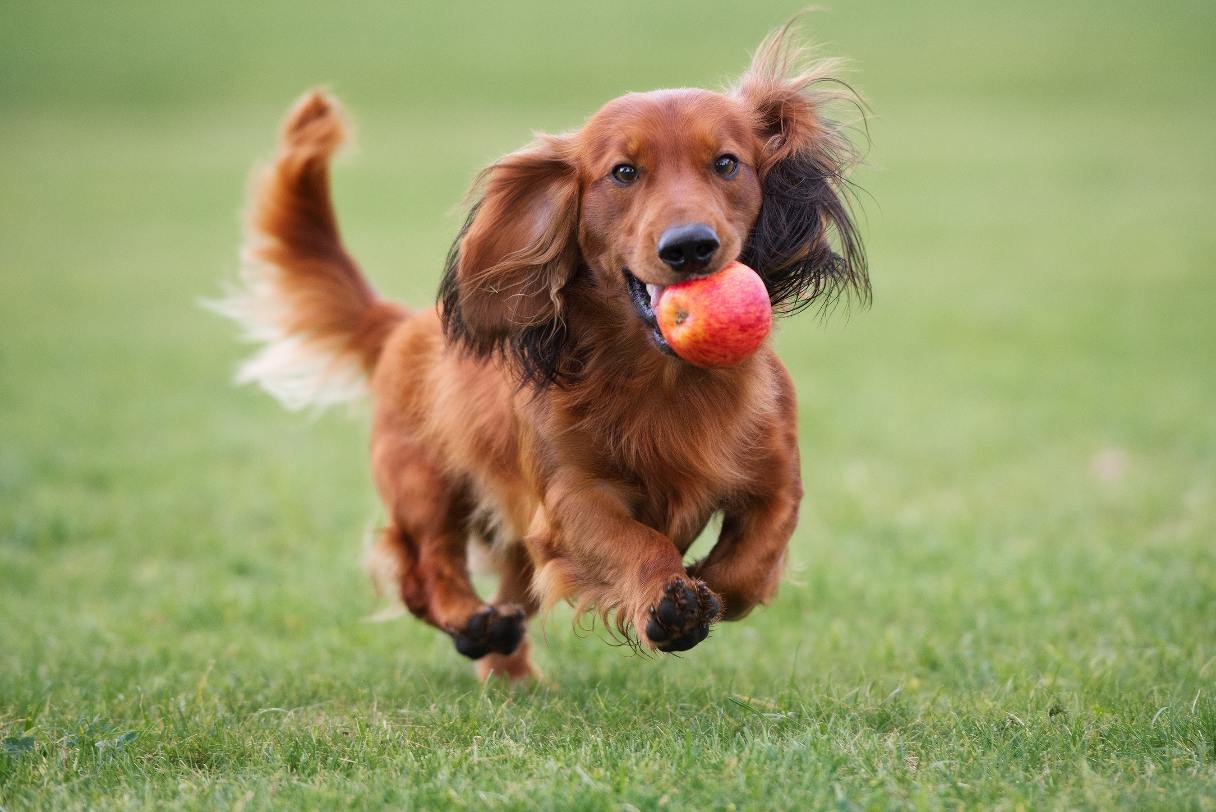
219, 23, 867, 680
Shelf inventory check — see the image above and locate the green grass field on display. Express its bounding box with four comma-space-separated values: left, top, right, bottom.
2, 1, 1215, 808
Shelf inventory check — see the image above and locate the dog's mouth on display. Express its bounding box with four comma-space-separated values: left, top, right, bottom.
623, 269, 675, 356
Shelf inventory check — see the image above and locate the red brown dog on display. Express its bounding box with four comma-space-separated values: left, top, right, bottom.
218, 23, 867, 680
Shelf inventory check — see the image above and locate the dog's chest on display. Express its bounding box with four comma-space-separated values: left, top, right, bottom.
585, 384, 768, 547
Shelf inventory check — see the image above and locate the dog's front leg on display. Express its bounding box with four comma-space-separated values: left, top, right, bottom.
527, 476, 723, 652
689, 451, 802, 621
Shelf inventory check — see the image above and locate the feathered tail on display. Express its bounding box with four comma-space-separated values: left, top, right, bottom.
211, 90, 405, 410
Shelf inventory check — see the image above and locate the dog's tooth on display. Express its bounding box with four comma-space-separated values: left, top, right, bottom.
646, 283, 664, 308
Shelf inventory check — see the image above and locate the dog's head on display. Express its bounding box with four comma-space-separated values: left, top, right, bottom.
440, 23, 868, 385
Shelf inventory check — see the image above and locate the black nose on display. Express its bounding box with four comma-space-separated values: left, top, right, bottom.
657, 223, 720, 273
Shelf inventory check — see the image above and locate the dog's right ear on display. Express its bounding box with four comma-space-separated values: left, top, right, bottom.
439, 134, 580, 384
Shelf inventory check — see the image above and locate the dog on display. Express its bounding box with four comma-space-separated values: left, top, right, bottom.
216, 22, 867, 680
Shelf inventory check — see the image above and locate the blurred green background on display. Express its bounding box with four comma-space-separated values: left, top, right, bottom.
2, 1, 1214, 809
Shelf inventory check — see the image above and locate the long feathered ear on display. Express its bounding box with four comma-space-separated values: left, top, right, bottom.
735, 21, 869, 314
439, 134, 580, 385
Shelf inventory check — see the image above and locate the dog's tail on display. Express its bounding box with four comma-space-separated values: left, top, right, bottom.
211, 90, 406, 411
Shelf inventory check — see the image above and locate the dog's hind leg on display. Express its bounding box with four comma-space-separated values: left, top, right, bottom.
373, 435, 527, 664
475, 541, 541, 681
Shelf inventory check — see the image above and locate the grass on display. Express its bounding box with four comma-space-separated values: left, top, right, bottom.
2, 0, 1215, 808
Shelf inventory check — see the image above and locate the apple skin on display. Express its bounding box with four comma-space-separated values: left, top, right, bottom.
655, 261, 773, 368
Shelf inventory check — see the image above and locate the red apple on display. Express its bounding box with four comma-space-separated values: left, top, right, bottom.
655, 261, 772, 367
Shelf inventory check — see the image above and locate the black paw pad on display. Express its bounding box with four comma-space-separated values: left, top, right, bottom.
451, 605, 526, 660
644, 579, 723, 653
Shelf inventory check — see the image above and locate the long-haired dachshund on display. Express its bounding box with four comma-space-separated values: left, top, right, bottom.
218, 23, 867, 680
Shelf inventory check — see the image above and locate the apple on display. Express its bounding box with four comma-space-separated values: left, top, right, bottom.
655, 261, 772, 367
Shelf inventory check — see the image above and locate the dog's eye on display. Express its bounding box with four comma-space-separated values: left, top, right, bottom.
713, 154, 739, 178
611, 163, 639, 185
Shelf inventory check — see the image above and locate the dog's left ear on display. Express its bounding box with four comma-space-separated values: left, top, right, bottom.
736, 24, 869, 312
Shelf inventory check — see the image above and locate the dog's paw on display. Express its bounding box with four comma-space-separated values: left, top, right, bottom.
642, 578, 723, 653
450, 604, 526, 660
